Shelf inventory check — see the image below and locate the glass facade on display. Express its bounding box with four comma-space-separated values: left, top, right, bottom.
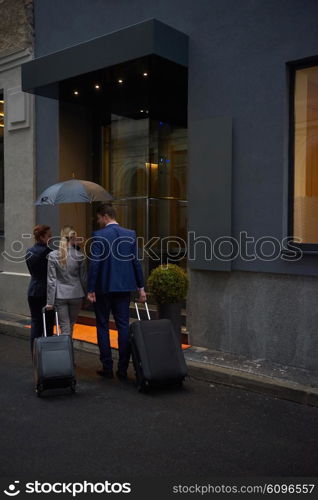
293, 65, 318, 243
100, 116, 187, 273
58, 55, 188, 273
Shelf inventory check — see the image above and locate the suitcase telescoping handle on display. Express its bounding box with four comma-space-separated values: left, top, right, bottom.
41, 306, 60, 337
134, 301, 151, 321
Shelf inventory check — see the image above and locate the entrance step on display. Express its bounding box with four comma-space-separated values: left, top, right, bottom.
78, 303, 189, 344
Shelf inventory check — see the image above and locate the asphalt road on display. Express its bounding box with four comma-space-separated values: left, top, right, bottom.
1, 333, 318, 480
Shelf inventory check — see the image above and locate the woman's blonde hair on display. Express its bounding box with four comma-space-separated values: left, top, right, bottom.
58, 225, 76, 268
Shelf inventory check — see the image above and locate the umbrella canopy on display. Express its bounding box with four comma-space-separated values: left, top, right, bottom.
35, 179, 113, 205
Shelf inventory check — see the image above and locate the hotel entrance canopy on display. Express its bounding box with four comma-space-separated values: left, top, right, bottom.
21, 18, 188, 99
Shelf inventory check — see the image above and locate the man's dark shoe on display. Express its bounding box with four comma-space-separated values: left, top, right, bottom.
116, 370, 128, 381
96, 369, 114, 379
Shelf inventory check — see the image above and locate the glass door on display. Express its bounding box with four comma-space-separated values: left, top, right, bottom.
100, 116, 187, 277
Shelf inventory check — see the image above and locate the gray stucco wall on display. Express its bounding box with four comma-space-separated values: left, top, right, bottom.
0, 50, 35, 316
188, 269, 318, 371
0, 1, 35, 316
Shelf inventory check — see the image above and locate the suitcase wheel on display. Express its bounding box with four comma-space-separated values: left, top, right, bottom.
137, 380, 149, 393
36, 383, 44, 397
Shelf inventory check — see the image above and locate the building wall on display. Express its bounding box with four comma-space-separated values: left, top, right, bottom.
188, 270, 318, 370
33, 0, 318, 273
59, 101, 92, 240
32, 0, 318, 367
0, 0, 34, 315
0, 0, 33, 55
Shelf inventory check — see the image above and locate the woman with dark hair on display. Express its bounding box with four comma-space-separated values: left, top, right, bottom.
25, 224, 55, 353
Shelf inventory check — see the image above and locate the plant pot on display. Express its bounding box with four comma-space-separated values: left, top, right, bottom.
157, 302, 182, 342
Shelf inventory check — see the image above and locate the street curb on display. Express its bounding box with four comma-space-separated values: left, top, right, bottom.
186, 359, 318, 407
1, 321, 318, 407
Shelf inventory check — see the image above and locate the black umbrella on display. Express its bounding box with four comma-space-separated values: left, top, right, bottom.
35, 179, 113, 205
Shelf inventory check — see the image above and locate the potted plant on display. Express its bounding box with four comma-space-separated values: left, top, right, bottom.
147, 264, 189, 340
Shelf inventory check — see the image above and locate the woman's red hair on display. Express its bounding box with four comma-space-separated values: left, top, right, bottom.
33, 225, 50, 242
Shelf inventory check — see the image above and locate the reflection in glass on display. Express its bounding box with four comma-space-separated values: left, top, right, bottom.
101, 116, 187, 272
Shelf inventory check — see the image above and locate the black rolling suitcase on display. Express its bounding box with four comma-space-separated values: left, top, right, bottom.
130, 302, 188, 392
33, 307, 76, 397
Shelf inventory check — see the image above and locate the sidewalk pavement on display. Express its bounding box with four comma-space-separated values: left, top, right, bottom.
1, 310, 318, 407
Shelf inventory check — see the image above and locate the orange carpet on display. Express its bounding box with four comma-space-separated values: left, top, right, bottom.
72, 324, 190, 350
72, 324, 118, 348
25, 323, 190, 350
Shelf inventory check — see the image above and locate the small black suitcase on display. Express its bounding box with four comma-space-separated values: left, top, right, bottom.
130, 302, 188, 391
33, 307, 76, 397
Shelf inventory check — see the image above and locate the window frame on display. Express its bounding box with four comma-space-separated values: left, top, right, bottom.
288, 56, 318, 252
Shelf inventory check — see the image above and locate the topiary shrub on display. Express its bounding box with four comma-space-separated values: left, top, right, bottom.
147, 264, 188, 304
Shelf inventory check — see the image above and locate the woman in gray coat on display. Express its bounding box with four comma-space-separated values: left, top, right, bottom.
46, 225, 86, 337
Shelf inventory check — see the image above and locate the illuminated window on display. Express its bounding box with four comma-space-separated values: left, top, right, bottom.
292, 65, 318, 244
0, 91, 4, 236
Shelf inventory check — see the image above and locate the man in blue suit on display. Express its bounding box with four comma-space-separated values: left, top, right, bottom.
87, 203, 146, 380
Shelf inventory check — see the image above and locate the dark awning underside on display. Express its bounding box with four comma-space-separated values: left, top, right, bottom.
21, 19, 188, 98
